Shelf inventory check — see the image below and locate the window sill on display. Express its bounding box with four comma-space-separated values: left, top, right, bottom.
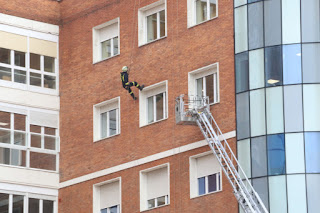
191, 189, 222, 199
141, 203, 170, 212
0, 163, 58, 174
187, 16, 218, 29
94, 133, 120, 143
138, 36, 167, 48
140, 117, 168, 128
93, 54, 120, 65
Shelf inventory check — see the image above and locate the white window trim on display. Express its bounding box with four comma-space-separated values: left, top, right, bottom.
93, 177, 122, 213
93, 97, 120, 142
188, 62, 220, 105
139, 80, 168, 127
147, 92, 166, 124
92, 18, 120, 64
189, 151, 222, 199
139, 163, 170, 212
138, 0, 167, 46
187, 0, 219, 28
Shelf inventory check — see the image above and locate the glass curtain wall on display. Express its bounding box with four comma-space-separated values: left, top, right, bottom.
235, 0, 320, 212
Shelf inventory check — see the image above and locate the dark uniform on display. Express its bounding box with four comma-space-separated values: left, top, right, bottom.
120, 71, 143, 100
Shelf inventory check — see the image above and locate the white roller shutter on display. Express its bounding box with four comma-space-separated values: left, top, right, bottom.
29, 111, 58, 128
99, 23, 118, 42
146, 167, 168, 200
196, 154, 220, 178
100, 181, 120, 209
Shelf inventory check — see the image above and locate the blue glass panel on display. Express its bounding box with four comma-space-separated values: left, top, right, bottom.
235, 52, 249, 93
198, 177, 205, 195
110, 206, 118, 213
100, 208, 107, 213
305, 132, 320, 173
283, 44, 302, 85
265, 46, 283, 87
248, 0, 263, 3
267, 134, 285, 175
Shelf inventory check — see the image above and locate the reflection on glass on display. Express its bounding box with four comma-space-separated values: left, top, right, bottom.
236, 92, 250, 140
100, 208, 107, 213
268, 176, 287, 213
14, 132, 25, 146
148, 96, 154, 123
13, 195, 24, 213
235, 6, 248, 53
44, 56, 55, 73
265, 46, 282, 87
31, 134, 41, 148
287, 175, 307, 213
30, 152, 56, 171
44, 75, 56, 89
210, 0, 217, 19
44, 136, 56, 150
0, 193, 9, 213
302, 43, 320, 83
45, 127, 56, 135
253, 177, 269, 210
11, 149, 26, 167
305, 132, 320, 173
148, 199, 155, 209
14, 70, 26, 84
267, 134, 285, 175
283, 44, 301, 85
0, 129, 10, 144
109, 109, 117, 136
100, 112, 107, 139
237, 139, 251, 179
160, 10, 166, 38
156, 93, 164, 121
251, 136, 267, 178
248, 2, 263, 50
29, 198, 39, 213
43, 200, 54, 213
109, 206, 118, 213
30, 53, 41, 70
14, 114, 26, 131
198, 177, 205, 195
264, 0, 281, 46
235, 52, 249, 93
113, 37, 119, 55
206, 74, 214, 103
147, 13, 157, 42
30, 72, 41, 87
157, 196, 166, 206
0, 111, 10, 129
0, 147, 10, 165
0, 66, 12, 81
30, 125, 41, 133
14, 51, 25, 67
306, 174, 320, 212
196, 0, 207, 24
196, 78, 203, 98
101, 39, 111, 59
0, 48, 10, 64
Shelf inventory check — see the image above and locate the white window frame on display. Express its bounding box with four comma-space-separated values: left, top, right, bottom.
92, 18, 120, 63
188, 62, 219, 105
138, 0, 167, 46
147, 195, 168, 209
187, 0, 219, 28
147, 92, 166, 124
197, 172, 221, 195
93, 97, 120, 142
189, 151, 222, 198
93, 177, 122, 213
139, 80, 168, 127
139, 163, 170, 211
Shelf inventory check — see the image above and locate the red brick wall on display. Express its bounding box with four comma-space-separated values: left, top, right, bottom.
0, 0, 60, 24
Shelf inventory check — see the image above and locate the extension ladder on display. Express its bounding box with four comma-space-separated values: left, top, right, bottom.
175, 95, 268, 213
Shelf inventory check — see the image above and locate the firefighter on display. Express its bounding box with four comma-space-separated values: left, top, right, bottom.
120, 66, 144, 100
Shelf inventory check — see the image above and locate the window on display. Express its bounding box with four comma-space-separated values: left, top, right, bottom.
0, 109, 59, 171
139, 81, 168, 126
138, 0, 166, 45
93, 18, 120, 63
188, 0, 218, 27
189, 63, 219, 104
140, 164, 169, 211
93, 97, 120, 141
189, 152, 222, 198
93, 178, 121, 213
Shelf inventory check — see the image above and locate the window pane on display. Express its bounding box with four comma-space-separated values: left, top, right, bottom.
264, 0, 281, 46
113, 37, 119, 55
268, 175, 287, 213
0, 66, 12, 81
235, 6, 248, 54
14, 51, 25, 67
265, 46, 282, 87
0, 48, 10, 64
14, 69, 26, 84
13, 195, 24, 213
303, 85, 320, 131
147, 13, 157, 42
10, 149, 26, 166
237, 139, 251, 179
31, 134, 41, 148
287, 175, 307, 213
29, 198, 39, 213
205, 74, 214, 103
0, 111, 10, 129
252, 177, 269, 210
44, 56, 55, 73
100, 112, 107, 138
196, 0, 207, 24
148, 199, 155, 209
0, 193, 9, 213
109, 109, 117, 136
44, 136, 56, 150
156, 93, 164, 121
285, 133, 305, 174
14, 132, 26, 146
306, 174, 320, 212
14, 114, 25, 131
266, 87, 284, 134
30, 72, 41, 87
100, 208, 107, 213
0, 147, 10, 165
0, 129, 10, 144
209, 0, 217, 19
208, 173, 217, 192
101, 39, 111, 59
301, 0, 320, 42
198, 177, 205, 195
302, 44, 320, 83
251, 136, 267, 178
31, 125, 41, 133
196, 78, 203, 98
157, 196, 166, 206
283, 44, 302, 85
44, 75, 56, 89
248, 2, 263, 50
148, 96, 154, 123
43, 200, 54, 213
282, 0, 300, 44
250, 89, 266, 137
160, 10, 166, 38
235, 52, 249, 93
30, 152, 56, 171
249, 49, 264, 90
234, 0, 246, 8
267, 134, 285, 175
284, 85, 303, 132
30, 53, 41, 70
44, 127, 55, 135
236, 92, 250, 140
305, 132, 320, 173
